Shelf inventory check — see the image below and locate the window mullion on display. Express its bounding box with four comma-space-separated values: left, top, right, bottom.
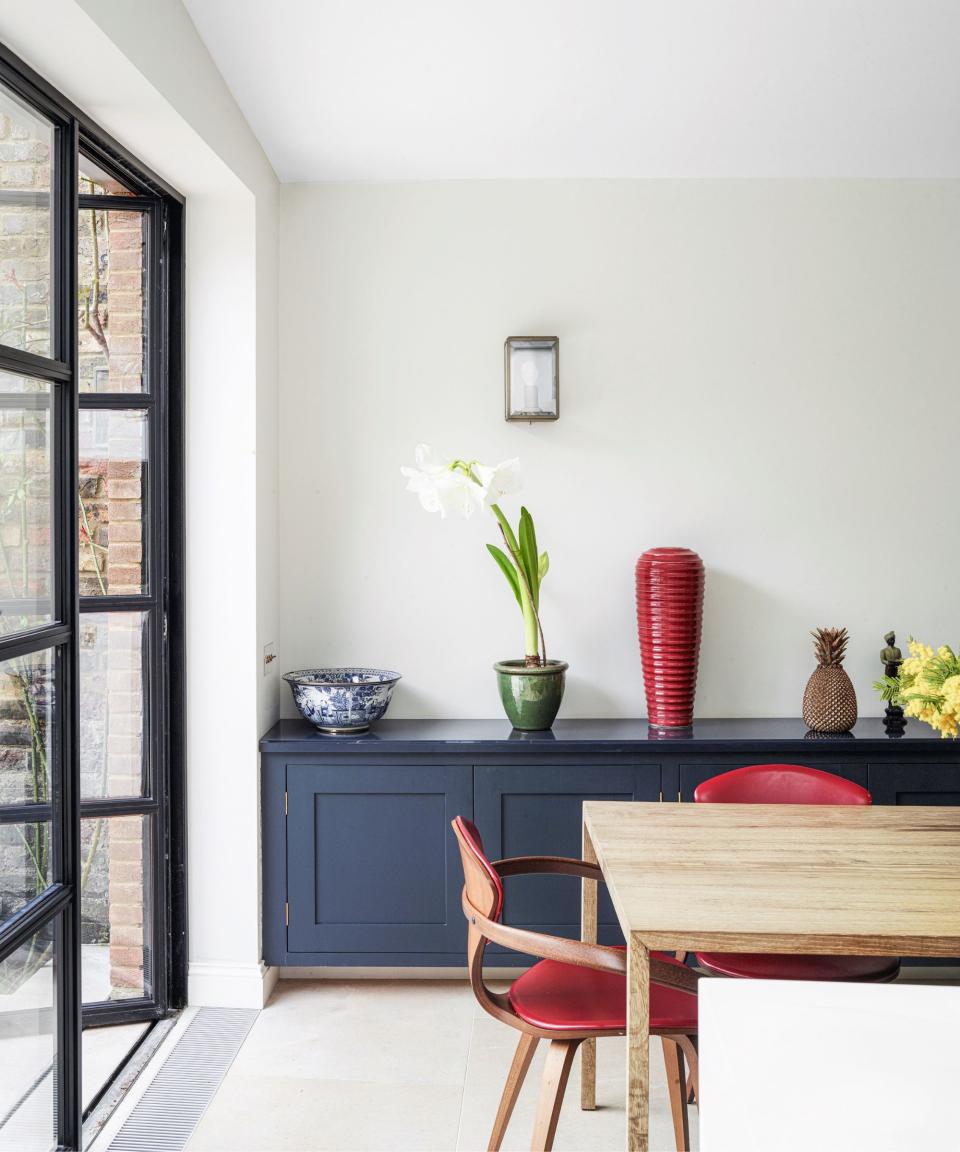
54, 113, 82, 1152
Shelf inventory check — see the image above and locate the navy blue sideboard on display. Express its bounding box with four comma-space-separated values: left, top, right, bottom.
260, 718, 959, 968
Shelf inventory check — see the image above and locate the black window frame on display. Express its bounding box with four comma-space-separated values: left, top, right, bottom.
0, 41, 185, 1151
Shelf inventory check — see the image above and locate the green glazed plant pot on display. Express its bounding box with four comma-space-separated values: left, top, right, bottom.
494, 659, 569, 731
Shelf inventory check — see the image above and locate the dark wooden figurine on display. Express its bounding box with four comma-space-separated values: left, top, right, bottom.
881, 631, 907, 736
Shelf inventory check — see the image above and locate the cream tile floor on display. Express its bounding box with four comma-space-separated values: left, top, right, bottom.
187, 979, 696, 1152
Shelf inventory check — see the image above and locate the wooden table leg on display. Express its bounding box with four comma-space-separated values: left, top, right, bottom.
627, 932, 650, 1152
581, 820, 598, 1110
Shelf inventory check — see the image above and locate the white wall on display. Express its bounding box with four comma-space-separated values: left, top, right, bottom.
0, 0, 281, 1007
280, 179, 959, 720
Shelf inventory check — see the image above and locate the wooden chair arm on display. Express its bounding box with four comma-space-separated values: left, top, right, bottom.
462, 891, 700, 995
463, 891, 625, 974
650, 955, 700, 996
491, 855, 605, 882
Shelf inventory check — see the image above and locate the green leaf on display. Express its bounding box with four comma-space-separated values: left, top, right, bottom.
904, 692, 945, 709
518, 507, 539, 608
486, 544, 522, 609
491, 505, 521, 558
538, 551, 549, 582
873, 676, 901, 703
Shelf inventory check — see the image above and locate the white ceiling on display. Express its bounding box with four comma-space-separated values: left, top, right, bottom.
182, 0, 960, 182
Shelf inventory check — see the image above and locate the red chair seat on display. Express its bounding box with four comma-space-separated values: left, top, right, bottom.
695, 951, 899, 982
509, 950, 697, 1032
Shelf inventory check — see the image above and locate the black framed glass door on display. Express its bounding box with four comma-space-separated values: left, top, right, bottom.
0, 44, 184, 1151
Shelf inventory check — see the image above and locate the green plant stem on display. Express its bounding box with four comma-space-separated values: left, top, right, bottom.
489, 502, 546, 666
83, 208, 110, 358
79, 491, 107, 594
450, 460, 547, 663
14, 825, 46, 889
80, 818, 104, 891
19, 410, 27, 594
0, 530, 18, 599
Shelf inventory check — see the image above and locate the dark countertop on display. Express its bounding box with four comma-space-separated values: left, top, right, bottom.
260, 716, 942, 752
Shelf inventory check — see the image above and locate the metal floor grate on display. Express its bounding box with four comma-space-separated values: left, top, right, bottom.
104, 1008, 258, 1151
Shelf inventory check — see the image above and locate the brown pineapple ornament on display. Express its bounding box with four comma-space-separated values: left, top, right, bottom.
803, 627, 858, 733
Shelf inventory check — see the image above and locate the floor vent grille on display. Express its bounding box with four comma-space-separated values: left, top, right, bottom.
105, 1008, 258, 1151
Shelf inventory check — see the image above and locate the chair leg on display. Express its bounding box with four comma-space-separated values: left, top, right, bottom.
661, 1037, 690, 1152
531, 1039, 579, 1152
676, 1034, 699, 1105
488, 1032, 539, 1152
580, 1036, 596, 1110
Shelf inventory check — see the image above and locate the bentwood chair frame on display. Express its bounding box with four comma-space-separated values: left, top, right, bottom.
453, 816, 700, 1152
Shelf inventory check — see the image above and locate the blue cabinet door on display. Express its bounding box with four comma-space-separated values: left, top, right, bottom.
474, 762, 661, 957
285, 761, 472, 956
868, 762, 960, 806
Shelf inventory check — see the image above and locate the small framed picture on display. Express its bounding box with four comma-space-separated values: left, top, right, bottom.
504, 337, 559, 422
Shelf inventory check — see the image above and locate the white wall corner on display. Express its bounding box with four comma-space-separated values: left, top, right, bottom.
188, 961, 278, 1010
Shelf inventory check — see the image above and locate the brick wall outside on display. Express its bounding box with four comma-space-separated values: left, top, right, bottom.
0, 652, 52, 926
0, 109, 51, 358
0, 386, 51, 634
77, 203, 148, 999
1, 109, 148, 999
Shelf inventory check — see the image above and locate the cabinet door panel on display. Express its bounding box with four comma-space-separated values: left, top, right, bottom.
286, 762, 471, 954
474, 763, 660, 953
867, 763, 960, 806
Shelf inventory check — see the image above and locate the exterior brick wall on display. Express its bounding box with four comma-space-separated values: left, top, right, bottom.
2, 111, 148, 999
0, 110, 51, 358
80, 203, 148, 999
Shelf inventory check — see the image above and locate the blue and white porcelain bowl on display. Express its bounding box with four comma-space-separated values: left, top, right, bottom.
283, 667, 401, 734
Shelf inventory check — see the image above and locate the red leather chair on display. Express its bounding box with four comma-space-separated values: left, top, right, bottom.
693, 763, 900, 982
452, 816, 699, 1152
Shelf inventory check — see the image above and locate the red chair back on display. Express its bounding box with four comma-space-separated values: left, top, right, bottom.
694, 763, 871, 805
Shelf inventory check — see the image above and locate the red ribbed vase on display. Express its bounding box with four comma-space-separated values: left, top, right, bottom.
635, 547, 705, 728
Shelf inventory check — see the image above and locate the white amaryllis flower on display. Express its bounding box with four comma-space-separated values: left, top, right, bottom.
473, 458, 521, 510
401, 445, 547, 664
401, 445, 521, 519
401, 445, 479, 519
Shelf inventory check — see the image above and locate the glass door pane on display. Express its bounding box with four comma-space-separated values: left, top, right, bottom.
79, 612, 148, 800
0, 821, 51, 920
0, 644, 56, 923
81, 1021, 149, 1113
0, 374, 54, 636
77, 208, 146, 394
0, 89, 54, 359
78, 409, 147, 597
0, 917, 57, 1152
0, 648, 54, 808
80, 815, 152, 1004
78, 155, 136, 200
78, 412, 146, 599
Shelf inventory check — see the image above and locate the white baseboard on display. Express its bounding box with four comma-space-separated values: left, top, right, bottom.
188, 961, 278, 1008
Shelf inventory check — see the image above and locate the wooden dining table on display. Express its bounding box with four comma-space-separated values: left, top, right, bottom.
580, 800, 960, 1151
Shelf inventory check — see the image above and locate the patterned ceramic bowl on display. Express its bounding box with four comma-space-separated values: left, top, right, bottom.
283, 667, 401, 734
